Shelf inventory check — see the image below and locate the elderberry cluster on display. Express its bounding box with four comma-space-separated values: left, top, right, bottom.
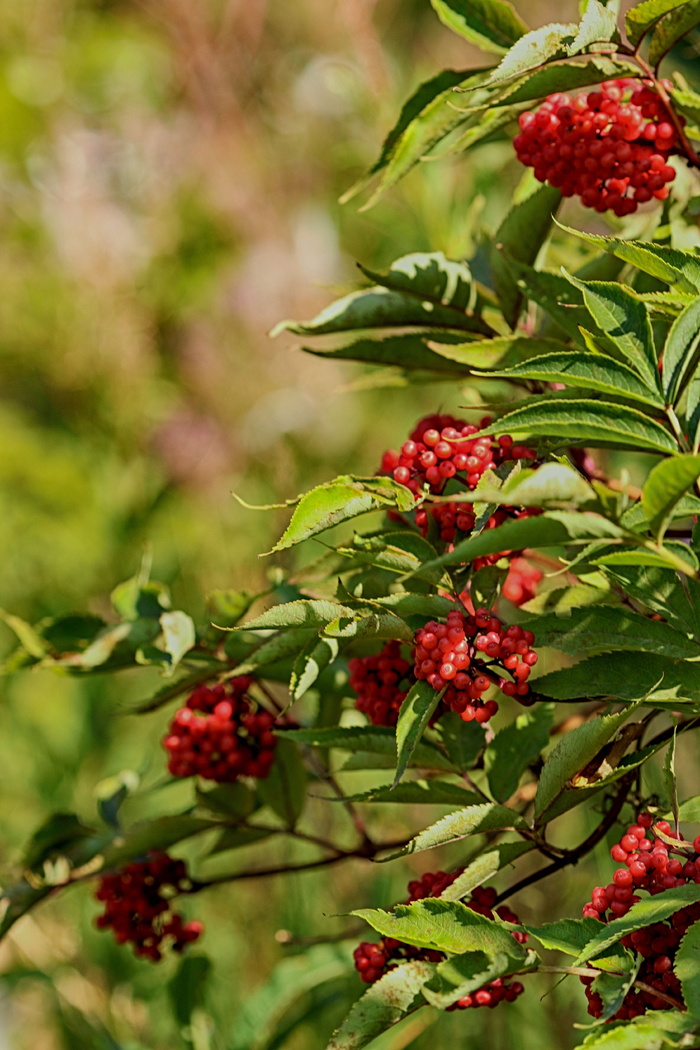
514, 80, 680, 215
348, 641, 413, 727
95, 852, 202, 962
163, 677, 277, 782
412, 608, 537, 723
353, 874, 526, 1010
581, 813, 700, 1019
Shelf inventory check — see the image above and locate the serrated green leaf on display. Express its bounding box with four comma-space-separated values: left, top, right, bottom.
490, 183, 562, 328
484, 23, 578, 85
490, 57, 642, 106
257, 738, 307, 827
648, 0, 700, 66
534, 706, 639, 821
447, 462, 597, 507
524, 917, 605, 955
526, 605, 700, 660
556, 224, 700, 293
568, 0, 619, 54
379, 802, 528, 860
325, 960, 434, 1050
394, 681, 443, 787
577, 884, 700, 964
303, 334, 487, 374
535, 651, 700, 704
429, 0, 529, 53
573, 1021, 686, 1050
206, 589, 258, 628
269, 477, 415, 553
353, 898, 527, 958
421, 950, 512, 1009
439, 841, 535, 901
484, 704, 554, 802
338, 779, 482, 805
240, 600, 355, 631
289, 636, 339, 702
674, 918, 700, 1015
227, 627, 318, 677
642, 454, 700, 540
281, 726, 456, 772
359, 253, 476, 311
471, 397, 676, 453
563, 274, 659, 387
601, 565, 700, 637
428, 334, 571, 370
485, 351, 665, 407
626, 0, 690, 46
662, 296, 700, 403
430, 712, 486, 772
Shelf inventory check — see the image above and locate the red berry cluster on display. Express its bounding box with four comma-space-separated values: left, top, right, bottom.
348, 642, 414, 727
353, 874, 526, 1010
514, 80, 680, 215
381, 415, 534, 498
95, 852, 202, 962
581, 813, 700, 1018
502, 556, 543, 607
164, 677, 277, 782
412, 607, 537, 723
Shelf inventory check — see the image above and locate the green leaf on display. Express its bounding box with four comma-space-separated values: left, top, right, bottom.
168, 955, 211, 1029
359, 252, 477, 311
206, 589, 258, 628
421, 950, 513, 1009
353, 898, 527, 958
648, 0, 700, 66
484, 704, 555, 802
304, 334, 486, 374
524, 917, 605, 955
485, 351, 665, 407
662, 296, 700, 403
379, 802, 528, 861
394, 680, 443, 787
568, 0, 619, 54
159, 610, 196, 676
23, 813, 97, 872
439, 841, 535, 900
449, 461, 597, 507
338, 779, 483, 806
485, 23, 578, 85
577, 884, 700, 964
343, 532, 447, 586
536, 652, 700, 703
269, 477, 415, 553
256, 738, 307, 827
0, 609, 48, 659
430, 712, 487, 772
642, 454, 700, 540
590, 959, 643, 1027
563, 274, 659, 387
196, 781, 256, 820
625, 0, 690, 46
557, 224, 700, 293
686, 375, 700, 452
290, 636, 339, 702
227, 627, 318, 677
662, 723, 679, 830
326, 960, 434, 1050
240, 600, 355, 631
490, 183, 562, 329
427, 334, 571, 370
429, 0, 529, 53
99, 815, 218, 871
490, 57, 642, 106
417, 511, 625, 573
111, 576, 170, 620
209, 825, 274, 854
573, 1020, 689, 1050
534, 706, 639, 821
526, 605, 700, 660
674, 918, 700, 1015
471, 398, 676, 453
281, 726, 457, 772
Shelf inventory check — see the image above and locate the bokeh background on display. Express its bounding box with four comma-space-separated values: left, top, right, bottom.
0, 1, 699, 1048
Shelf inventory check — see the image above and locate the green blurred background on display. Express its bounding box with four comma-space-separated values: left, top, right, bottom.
0, 2, 698, 1048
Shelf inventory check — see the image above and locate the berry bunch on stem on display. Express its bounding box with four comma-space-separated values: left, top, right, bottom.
412, 607, 537, 723
514, 79, 681, 214
95, 853, 202, 962
348, 641, 413, 727
353, 873, 526, 1009
581, 813, 700, 1018
163, 676, 277, 782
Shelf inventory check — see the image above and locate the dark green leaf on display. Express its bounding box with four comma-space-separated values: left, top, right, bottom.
601, 565, 700, 637
526, 605, 700, 660
23, 813, 97, 872
99, 815, 218, 871
534, 706, 639, 821
338, 779, 483, 805
257, 738, 307, 827
484, 704, 554, 802
196, 781, 256, 819
281, 726, 456, 772
428, 334, 571, 370
227, 627, 318, 677
486, 351, 665, 407
430, 712, 486, 772
326, 960, 434, 1050
111, 576, 171, 620
535, 652, 700, 704
429, 0, 528, 53
648, 0, 700, 66
524, 917, 605, 955
642, 454, 700, 540
168, 955, 211, 1028
557, 224, 700, 293
662, 296, 700, 403
490, 183, 562, 328
626, 0, 690, 46
304, 334, 489, 374
209, 825, 274, 855
674, 918, 700, 1015
421, 950, 513, 1009
394, 681, 443, 786
577, 884, 700, 964
439, 841, 535, 901
490, 57, 642, 106
379, 802, 528, 860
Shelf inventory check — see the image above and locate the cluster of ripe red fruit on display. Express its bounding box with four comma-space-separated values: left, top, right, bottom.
581, 813, 700, 1018
514, 79, 680, 215
348, 641, 412, 727
353, 873, 526, 1010
163, 677, 277, 782
413, 608, 537, 722
95, 852, 202, 962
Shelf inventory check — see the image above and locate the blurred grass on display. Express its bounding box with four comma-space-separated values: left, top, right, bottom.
0, 1, 698, 1048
